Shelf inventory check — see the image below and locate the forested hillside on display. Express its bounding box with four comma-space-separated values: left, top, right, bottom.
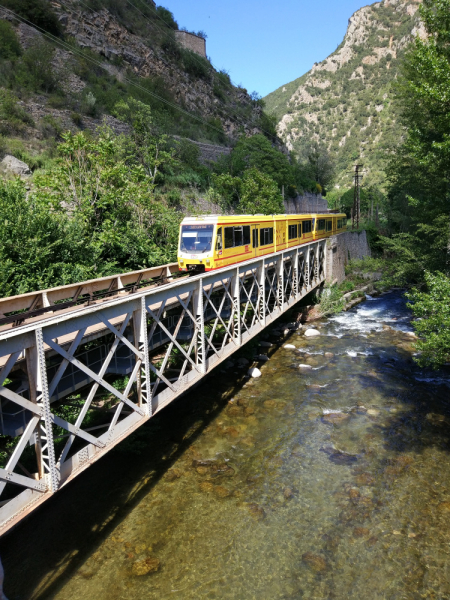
0, 0, 323, 296
264, 0, 424, 188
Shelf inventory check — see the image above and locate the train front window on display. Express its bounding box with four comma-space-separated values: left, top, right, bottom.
180, 224, 214, 253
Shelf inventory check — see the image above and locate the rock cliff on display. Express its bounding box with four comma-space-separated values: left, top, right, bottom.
264, 0, 424, 187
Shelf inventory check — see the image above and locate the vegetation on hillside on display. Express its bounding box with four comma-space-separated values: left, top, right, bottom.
264, 1, 421, 189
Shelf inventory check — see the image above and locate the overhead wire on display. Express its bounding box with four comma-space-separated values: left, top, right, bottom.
72, 0, 275, 140
0, 3, 230, 138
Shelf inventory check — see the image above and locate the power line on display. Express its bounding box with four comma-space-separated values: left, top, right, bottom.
0, 4, 229, 139
75, 0, 275, 139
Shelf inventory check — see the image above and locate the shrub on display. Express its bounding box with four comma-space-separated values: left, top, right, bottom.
17, 37, 57, 93
156, 6, 178, 30
0, 20, 22, 59
1, 0, 62, 37
182, 49, 210, 80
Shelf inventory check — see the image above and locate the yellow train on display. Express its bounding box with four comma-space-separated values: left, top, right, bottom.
177, 213, 347, 273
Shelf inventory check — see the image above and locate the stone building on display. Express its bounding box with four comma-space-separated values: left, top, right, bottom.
175, 30, 207, 58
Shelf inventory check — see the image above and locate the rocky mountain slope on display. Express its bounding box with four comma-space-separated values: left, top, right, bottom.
0, 0, 270, 160
264, 0, 425, 188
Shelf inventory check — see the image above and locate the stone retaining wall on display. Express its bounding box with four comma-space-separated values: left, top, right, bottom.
284, 193, 328, 214
326, 230, 371, 284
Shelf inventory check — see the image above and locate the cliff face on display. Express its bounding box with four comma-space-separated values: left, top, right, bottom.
0, 0, 264, 146
58, 4, 260, 138
264, 0, 425, 187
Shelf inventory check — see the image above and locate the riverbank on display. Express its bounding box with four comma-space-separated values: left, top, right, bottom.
3, 291, 450, 600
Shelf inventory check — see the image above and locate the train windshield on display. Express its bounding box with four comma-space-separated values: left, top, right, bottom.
180, 224, 215, 253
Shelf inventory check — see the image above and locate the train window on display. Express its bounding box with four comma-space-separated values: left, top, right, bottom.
302, 220, 312, 234
317, 219, 326, 231
298, 222, 302, 237
327, 220, 332, 232
243, 226, 251, 245
225, 227, 234, 249
260, 227, 274, 246
180, 224, 214, 253
252, 228, 258, 248
288, 224, 297, 240
234, 226, 243, 247
216, 227, 222, 251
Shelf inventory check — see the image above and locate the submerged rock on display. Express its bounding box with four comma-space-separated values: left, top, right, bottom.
131, 557, 160, 576
259, 341, 273, 348
299, 364, 313, 370
320, 446, 358, 465
248, 503, 266, 520
302, 552, 328, 572
321, 412, 350, 425
283, 487, 294, 500
255, 355, 269, 362
284, 344, 296, 349
353, 527, 370, 538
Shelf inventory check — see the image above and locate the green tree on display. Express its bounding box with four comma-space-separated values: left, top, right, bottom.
0, 20, 22, 59
1, 0, 62, 37
237, 168, 284, 215
407, 271, 450, 368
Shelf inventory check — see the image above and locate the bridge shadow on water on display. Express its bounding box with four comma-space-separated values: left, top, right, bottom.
0, 361, 253, 600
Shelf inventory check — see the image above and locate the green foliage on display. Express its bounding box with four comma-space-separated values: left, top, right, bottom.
407, 271, 450, 368
318, 284, 346, 316
155, 6, 178, 30
0, 20, 21, 59
237, 168, 283, 215
181, 49, 210, 80
1, 0, 62, 37
16, 37, 57, 93
0, 90, 34, 135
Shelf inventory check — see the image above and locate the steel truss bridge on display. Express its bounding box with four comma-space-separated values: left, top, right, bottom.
0, 239, 327, 534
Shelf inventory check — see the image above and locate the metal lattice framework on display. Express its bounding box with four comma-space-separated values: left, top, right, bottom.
0, 241, 326, 534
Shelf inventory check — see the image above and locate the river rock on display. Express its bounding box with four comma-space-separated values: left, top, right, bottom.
353, 527, 370, 538
284, 344, 296, 349
299, 364, 312, 369
302, 552, 328, 572
283, 487, 294, 499
259, 341, 273, 348
367, 409, 380, 417
248, 367, 262, 378
322, 413, 350, 425
131, 556, 160, 576
325, 352, 334, 357
304, 329, 320, 337
256, 355, 269, 362
248, 503, 266, 520
237, 358, 249, 367
0, 154, 31, 176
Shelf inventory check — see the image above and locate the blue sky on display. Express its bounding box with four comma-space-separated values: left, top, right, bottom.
163, 0, 371, 97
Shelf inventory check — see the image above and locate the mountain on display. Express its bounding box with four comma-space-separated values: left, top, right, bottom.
264, 0, 425, 189
0, 0, 269, 156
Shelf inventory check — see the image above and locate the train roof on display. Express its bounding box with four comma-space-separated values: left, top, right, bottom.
181, 213, 346, 224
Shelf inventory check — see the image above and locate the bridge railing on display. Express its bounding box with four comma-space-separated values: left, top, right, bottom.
0, 240, 326, 534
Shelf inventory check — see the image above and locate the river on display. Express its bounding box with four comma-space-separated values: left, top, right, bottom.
3, 291, 450, 600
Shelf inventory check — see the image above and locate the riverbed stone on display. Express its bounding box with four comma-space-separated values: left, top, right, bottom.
256, 355, 269, 362
131, 557, 160, 576
353, 527, 370, 538
322, 412, 350, 424
259, 341, 273, 348
299, 364, 313, 369
248, 503, 266, 520
284, 344, 296, 349
248, 367, 262, 378
237, 358, 249, 367
304, 329, 321, 337
302, 552, 328, 572
283, 487, 294, 499
325, 352, 334, 357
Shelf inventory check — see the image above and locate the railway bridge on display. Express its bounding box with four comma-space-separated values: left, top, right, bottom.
0, 233, 363, 534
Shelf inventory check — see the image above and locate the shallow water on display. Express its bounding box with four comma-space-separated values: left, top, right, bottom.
3, 291, 450, 600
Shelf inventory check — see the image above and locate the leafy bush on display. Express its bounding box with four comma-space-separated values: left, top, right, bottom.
407, 271, 450, 368
156, 6, 178, 30
0, 89, 34, 134
0, 20, 22, 59
318, 285, 346, 316
16, 37, 57, 93
1, 0, 62, 37
182, 49, 210, 80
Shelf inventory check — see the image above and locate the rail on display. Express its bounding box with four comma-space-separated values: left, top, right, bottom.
0, 240, 326, 534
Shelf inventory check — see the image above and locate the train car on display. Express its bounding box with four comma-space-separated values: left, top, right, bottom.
177, 213, 347, 273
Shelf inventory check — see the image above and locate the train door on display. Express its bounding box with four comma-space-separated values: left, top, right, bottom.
252, 224, 259, 257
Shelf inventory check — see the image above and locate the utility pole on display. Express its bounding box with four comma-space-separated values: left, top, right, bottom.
351, 164, 363, 230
